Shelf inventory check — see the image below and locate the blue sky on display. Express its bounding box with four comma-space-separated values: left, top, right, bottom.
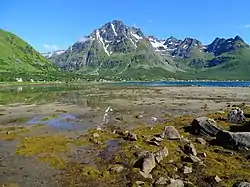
1, 0, 250, 52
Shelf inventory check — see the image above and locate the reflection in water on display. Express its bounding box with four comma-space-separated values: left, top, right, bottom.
27, 113, 77, 130
17, 86, 23, 92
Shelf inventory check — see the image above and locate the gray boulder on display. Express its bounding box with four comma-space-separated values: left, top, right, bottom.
141, 152, 156, 173
233, 182, 250, 187
163, 126, 181, 140
228, 107, 245, 124
216, 131, 250, 150
155, 147, 169, 164
190, 117, 222, 136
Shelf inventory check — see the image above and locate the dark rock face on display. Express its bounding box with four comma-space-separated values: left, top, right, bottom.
190, 117, 222, 137
172, 38, 204, 58
216, 131, 250, 150
205, 36, 249, 56
233, 181, 250, 187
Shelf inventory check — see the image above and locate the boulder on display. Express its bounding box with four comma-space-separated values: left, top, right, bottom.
196, 137, 206, 145
184, 143, 197, 156
190, 117, 222, 136
155, 147, 169, 164
182, 155, 201, 163
228, 107, 245, 124
141, 153, 156, 174
216, 131, 250, 150
167, 179, 184, 187
163, 126, 181, 140
233, 182, 250, 187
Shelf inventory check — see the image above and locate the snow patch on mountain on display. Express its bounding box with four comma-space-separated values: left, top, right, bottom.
96, 30, 110, 56
111, 23, 118, 36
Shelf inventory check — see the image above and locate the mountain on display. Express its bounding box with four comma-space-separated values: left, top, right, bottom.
51, 20, 183, 79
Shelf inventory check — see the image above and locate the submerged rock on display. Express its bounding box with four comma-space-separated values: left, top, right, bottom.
167, 179, 184, 187
228, 107, 245, 124
216, 131, 250, 150
163, 126, 181, 140
233, 181, 250, 187
141, 153, 156, 174
190, 117, 222, 137
184, 143, 197, 156
155, 147, 168, 164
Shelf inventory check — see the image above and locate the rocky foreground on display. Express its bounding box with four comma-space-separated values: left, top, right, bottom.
1, 105, 250, 187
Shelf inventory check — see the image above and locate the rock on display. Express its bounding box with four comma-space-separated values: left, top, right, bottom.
155, 147, 169, 164
149, 141, 160, 146
233, 181, 250, 187
228, 107, 245, 124
207, 175, 222, 183
96, 126, 102, 131
155, 177, 168, 185
135, 114, 144, 119
190, 117, 222, 136
139, 171, 152, 179
167, 179, 184, 187
196, 137, 206, 145
216, 131, 250, 150
163, 126, 181, 140
151, 137, 163, 142
182, 138, 190, 143
135, 181, 145, 185
126, 132, 138, 141
109, 165, 124, 173
141, 153, 156, 173
184, 181, 195, 187
93, 133, 100, 138
182, 155, 201, 163
183, 166, 192, 174
198, 152, 207, 158
184, 143, 197, 156
150, 117, 158, 122
136, 151, 149, 158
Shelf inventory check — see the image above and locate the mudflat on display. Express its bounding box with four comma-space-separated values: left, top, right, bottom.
0, 84, 250, 187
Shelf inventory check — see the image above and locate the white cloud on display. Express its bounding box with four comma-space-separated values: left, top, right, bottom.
43, 44, 59, 51
78, 36, 90, 43
244, 24, 250, 28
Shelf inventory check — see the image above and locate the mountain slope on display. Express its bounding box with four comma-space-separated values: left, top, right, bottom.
0, 29, 53, 73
